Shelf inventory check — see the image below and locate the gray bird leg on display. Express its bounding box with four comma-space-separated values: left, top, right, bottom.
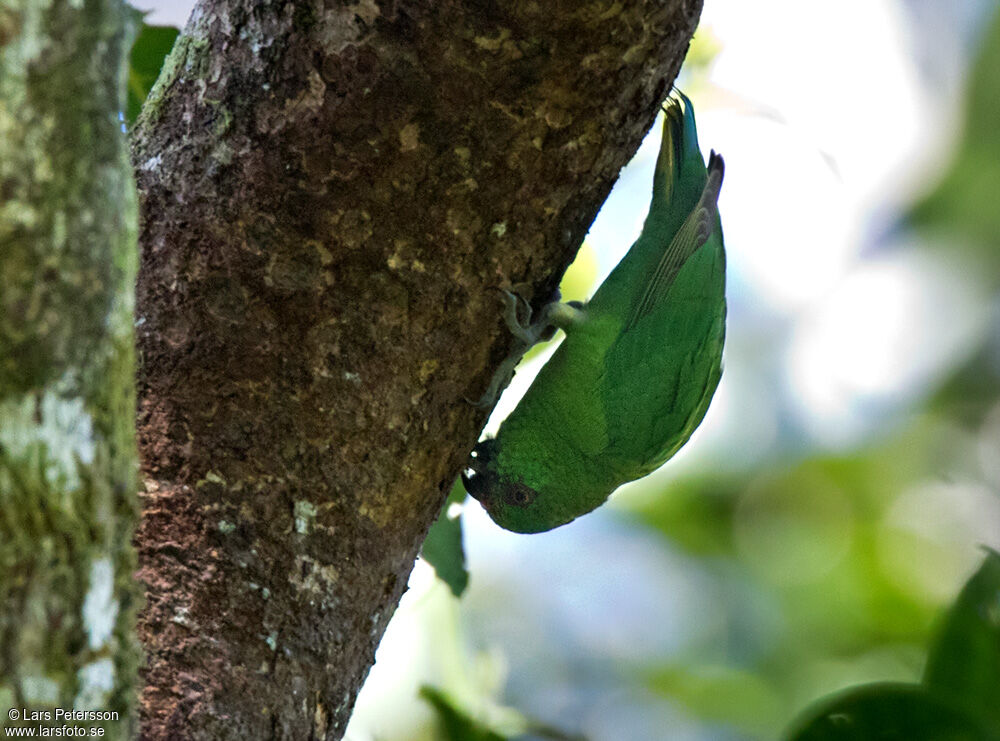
469, 291, 586, 408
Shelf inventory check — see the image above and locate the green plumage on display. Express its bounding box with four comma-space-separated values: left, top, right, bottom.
463, 94, 726, 533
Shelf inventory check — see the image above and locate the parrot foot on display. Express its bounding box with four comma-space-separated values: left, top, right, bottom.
468, 351, 523, 409
468, 290, 586, 409
501, 290, 584, 344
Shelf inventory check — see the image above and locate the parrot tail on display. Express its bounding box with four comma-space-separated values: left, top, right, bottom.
653, 91, 705, 207
703, 150, 725, 213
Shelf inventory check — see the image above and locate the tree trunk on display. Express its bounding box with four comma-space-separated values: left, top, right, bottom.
131, 0, 702, 738
0, 0, 139, 737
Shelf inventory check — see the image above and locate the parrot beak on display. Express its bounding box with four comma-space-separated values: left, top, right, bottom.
461, 463, 492, 507
462, 442, 496, 508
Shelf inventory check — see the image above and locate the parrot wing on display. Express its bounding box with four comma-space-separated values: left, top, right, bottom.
599, 154, 726, 476
625, 151, 724, 332
601, 249, 725, 475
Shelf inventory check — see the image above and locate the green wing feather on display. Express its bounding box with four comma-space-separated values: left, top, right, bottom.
627, 152, 725, 331
601, 254, 724, 473
601, 153, 726, 476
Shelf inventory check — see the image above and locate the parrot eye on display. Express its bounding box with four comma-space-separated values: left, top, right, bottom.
504, 482, 537, 508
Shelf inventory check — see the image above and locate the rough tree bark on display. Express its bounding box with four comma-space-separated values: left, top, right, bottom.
131, 0, 702, 738
0, 0, 138, 737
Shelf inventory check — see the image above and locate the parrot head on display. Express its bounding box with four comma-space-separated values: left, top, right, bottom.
462, 438, 593, 533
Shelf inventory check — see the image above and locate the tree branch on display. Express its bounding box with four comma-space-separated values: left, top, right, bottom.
0, 0, 139, 736
131, 0, 702, 737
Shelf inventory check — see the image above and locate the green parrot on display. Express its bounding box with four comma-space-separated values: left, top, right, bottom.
462, 93, 726, 533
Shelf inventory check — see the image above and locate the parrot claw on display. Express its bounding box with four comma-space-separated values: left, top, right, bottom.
468, 349, 527, 408
467, 359, 515, 409
501, 289, 583, 346
468, 290, 588, 408
501, 290, 537, 344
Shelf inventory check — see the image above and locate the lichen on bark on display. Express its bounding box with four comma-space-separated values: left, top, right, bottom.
131, 0, 703, 738
0, 0, 140, 736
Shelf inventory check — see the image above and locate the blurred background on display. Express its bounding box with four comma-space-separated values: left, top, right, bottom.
136, 0, 1000, 738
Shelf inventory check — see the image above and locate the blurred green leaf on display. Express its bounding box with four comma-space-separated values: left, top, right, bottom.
927, 345, 1000, 427
685, 26, 722, 73
419, 686, 584, 741
623, 420, 995, 737
909, 8, 1000, 268
646, 664, 784, 736
557, 241, 597, 304
622, 475, 737, 555
421, 480, 469, 597
783, 682, 1000, 741
128, 24, 179, 124
924, 549, 1000, 727
421, 686, 507, 741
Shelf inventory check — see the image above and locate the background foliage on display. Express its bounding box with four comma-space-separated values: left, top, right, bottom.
351, 3, 1000, 739
128, 0, 1000, 738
